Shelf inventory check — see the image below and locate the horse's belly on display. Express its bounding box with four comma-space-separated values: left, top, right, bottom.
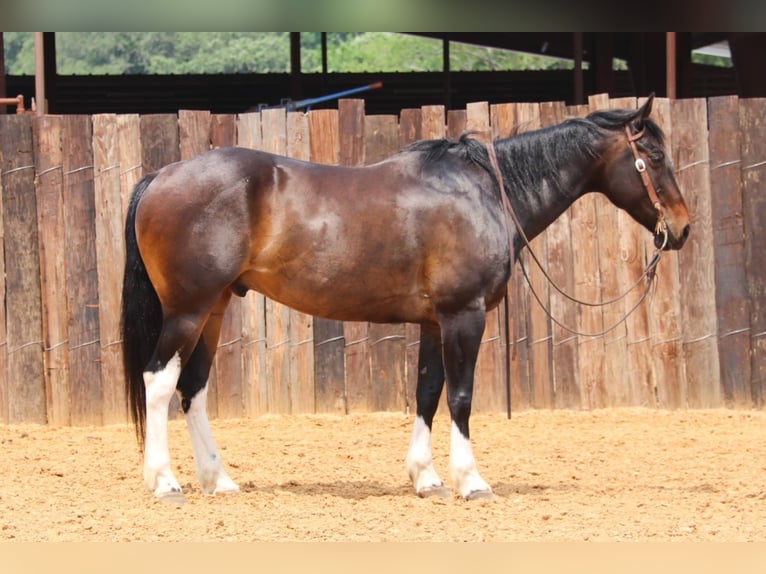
239, 256, 433, 324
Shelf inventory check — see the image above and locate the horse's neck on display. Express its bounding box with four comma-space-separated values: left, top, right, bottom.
496, 126, 601, 248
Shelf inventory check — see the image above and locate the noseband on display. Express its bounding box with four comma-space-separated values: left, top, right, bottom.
624, 125, 668, 243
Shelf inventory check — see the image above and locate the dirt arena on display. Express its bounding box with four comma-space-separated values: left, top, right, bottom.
1, 408, 764, 542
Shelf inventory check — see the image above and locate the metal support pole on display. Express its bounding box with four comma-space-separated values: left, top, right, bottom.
666, 32, 677, 99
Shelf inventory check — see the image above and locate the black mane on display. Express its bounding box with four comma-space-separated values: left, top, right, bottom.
402, 107, 665, 204
404, 132, 490, 170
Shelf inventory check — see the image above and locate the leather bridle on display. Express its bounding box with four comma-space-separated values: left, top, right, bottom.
624, 124, 668, 241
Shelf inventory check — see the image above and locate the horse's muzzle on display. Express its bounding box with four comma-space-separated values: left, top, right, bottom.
656, 223, 690, 251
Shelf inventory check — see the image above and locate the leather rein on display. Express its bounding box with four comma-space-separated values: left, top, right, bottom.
487, 125, 668, 338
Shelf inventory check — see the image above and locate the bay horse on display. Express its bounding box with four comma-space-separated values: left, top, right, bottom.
121, 94, 690, 504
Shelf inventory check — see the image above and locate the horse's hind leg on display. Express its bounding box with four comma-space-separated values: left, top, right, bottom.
439, 303, 494, 500
406, 323, 450, 498
180, 295, 239, 495
143, 315, 206, 503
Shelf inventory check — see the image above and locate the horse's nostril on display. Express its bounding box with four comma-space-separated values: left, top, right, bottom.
681, 224, 690, 241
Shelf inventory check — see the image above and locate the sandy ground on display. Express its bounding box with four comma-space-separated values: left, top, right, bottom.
1, 408, 765, 542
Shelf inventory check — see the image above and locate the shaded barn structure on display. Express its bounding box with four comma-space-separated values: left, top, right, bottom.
2, 33, 766, 116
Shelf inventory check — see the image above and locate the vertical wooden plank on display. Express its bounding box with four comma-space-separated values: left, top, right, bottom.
286, 110, 316, 413
117, 115, 142, 221
115, 114, 142, 423
308, 108, 347, 414
673, 98, 721, 408
338, 99, 373, 412
62, 115, 102, 425
740, 97, 766, 408
210, 113, 244, 419
177, 109, 219, 418
179, 109, 212, 158
466, 101, 506, 413
0, 115, 45, 423
140, 114, 181, 419
419, 105, 449, 416
260, 107, 292, 414
538, 100, 581, 410
609, 98, 656, 407
0, 127, 6, 423
708, 96, 749, 407
490, 102, 531, 411
569, 99, 605, 409
446, 110, 466, 140
92, 114, 128, 424
399, 108, 422, 414
595, 95, 629, 407
32, 116, 69, 425
646, 97, 687, 409
236, 111, 269, 416
140, 114, 180, 174
421, 105, 445, 141
515, 102, 553, 410
365, 114, 406, 412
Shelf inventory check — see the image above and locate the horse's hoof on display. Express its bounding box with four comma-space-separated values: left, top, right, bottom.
214, 486, 240, 496
464, 489, 495, 501
418, 485, 452, 499
156, 490, 187, 505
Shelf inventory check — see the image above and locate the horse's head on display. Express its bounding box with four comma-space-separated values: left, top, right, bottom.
598, 94, 690, 251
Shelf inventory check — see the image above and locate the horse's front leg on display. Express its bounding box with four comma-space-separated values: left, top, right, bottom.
406, 323, 450, 498
439, 303, 494, 500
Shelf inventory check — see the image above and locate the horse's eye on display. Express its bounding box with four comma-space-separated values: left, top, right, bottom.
648, 150, 664, 165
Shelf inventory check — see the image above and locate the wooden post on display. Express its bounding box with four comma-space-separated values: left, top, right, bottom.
707, 96, 751, 407
673, 97, 721, 408
1, 115, 45, 423
565, 100, 604, 409
308, 108, 347, 414
466, 101, 506, 413
598, 95, 629, 407
236, 111, 269, 416
286, 110, 316, 413
419, 105, 448, 415
611, 97, 656, 407
740, 98, 766, 408
539, 100, 581, 409
515, 102, 553, 409
260, 108, 293, 414
63, 115, 102, 425
646, 97, 686, 408
211, 113, 244, 419
92, 114, 128, 423
365, 113, 407, 411
140, 113, 180, 418
399, 108, 422, 414
338, 99, 372, 412
32, 115, 69, 425
490, 102, 531, 411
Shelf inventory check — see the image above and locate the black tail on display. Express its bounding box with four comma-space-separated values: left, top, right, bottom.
121, 174, 160, 449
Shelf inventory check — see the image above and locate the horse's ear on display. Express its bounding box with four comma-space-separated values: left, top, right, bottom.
634, 93, 655, 129
640, 93, 655, 120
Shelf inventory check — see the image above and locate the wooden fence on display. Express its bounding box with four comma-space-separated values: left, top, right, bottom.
0, 94, 763, 426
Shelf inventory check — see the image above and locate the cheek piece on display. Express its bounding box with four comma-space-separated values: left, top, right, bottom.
624, 125, 668, 247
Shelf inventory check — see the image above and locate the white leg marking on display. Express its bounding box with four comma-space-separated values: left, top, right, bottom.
185, 386, 240, 495
143, 353, 184, 500
406, 416, 446, 496
450, 421, 492, 499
